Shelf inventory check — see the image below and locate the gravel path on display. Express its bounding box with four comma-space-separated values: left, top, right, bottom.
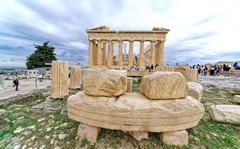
0, 79, 50, 100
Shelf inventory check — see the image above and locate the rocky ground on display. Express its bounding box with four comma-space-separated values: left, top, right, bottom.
0, 76, 240, 148
199, 75, 240, 89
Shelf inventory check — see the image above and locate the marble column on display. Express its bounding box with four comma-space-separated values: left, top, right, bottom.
102, 42, 107, 65
107, 40, 114, 66
97, 40, 102, 65
128, 40, 134, 67
138, 40, 144, 67
118, 40, 123, 66
93, 42, 98, 65
51, 60, 69, 99
151, 41, 156, 65
88, 40, 94, 66
159, 40, 165, 65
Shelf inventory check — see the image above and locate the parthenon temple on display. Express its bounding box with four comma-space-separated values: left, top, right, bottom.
87, 26, 170, 68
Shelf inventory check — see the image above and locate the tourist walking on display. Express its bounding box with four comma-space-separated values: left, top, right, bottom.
223, 64, 231, 76
13, 77, 19, 91
204, 66, 208, 76
209, 66, 215, 76
200, 66, 204, 76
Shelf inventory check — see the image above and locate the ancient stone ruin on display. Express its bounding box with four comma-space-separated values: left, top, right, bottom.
49, 26, 203, 147
87, 26, 169, 67
69, 65, 82, 89
67, 69, 205, 146
51, 61, 69, 99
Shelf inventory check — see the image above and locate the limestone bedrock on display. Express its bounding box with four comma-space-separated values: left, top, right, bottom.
82, 69, 127, 97
140, 71, 187, 100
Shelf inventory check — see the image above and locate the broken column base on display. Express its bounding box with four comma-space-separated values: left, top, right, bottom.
129, 131, 148, 141
77, 123, 100, 143
127, 77, 133, 93
160, 130, 188, 147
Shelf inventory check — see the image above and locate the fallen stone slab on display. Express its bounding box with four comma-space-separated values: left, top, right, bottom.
68, 91, 204, 132
140, 72, 187, 100
82, 69, 127, 97
208, 105, 240, 124
160, 130, 188, 147
187, 82, 203, 101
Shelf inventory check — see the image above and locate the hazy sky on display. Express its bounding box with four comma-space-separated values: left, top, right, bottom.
0, 0, 239, 68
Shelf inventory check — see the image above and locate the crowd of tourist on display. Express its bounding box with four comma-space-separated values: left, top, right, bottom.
191, 64, 232, 76
145, 64, 159, 72
129, 62, 236, 77
130, 64, 160, 72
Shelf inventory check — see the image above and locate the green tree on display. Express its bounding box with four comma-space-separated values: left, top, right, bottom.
26, 41, 57, 69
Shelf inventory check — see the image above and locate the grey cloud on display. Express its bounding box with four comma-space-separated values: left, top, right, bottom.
0, 0, 239, 68
193, 16, 217, 27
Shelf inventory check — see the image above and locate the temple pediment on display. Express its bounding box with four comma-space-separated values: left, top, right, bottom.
87, 25, 110, 31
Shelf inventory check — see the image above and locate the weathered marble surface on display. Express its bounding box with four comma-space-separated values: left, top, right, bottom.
69, 65, 81, 89
174, 66, 198, 82
127, 78, 133, 93
51, 61, 69, 98
187, 82, 203, 101
82, 69, 127, 97
160, 130, 188, 146
77, 123, 100, 143
140, 72, 187, 100
208, 105, 240, 125
67, 92, 204, 132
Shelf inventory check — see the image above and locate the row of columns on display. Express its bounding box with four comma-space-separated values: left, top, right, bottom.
89, 40, 164, 67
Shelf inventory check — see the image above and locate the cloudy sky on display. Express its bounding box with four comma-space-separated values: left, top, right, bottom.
0, 0, 239, 68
